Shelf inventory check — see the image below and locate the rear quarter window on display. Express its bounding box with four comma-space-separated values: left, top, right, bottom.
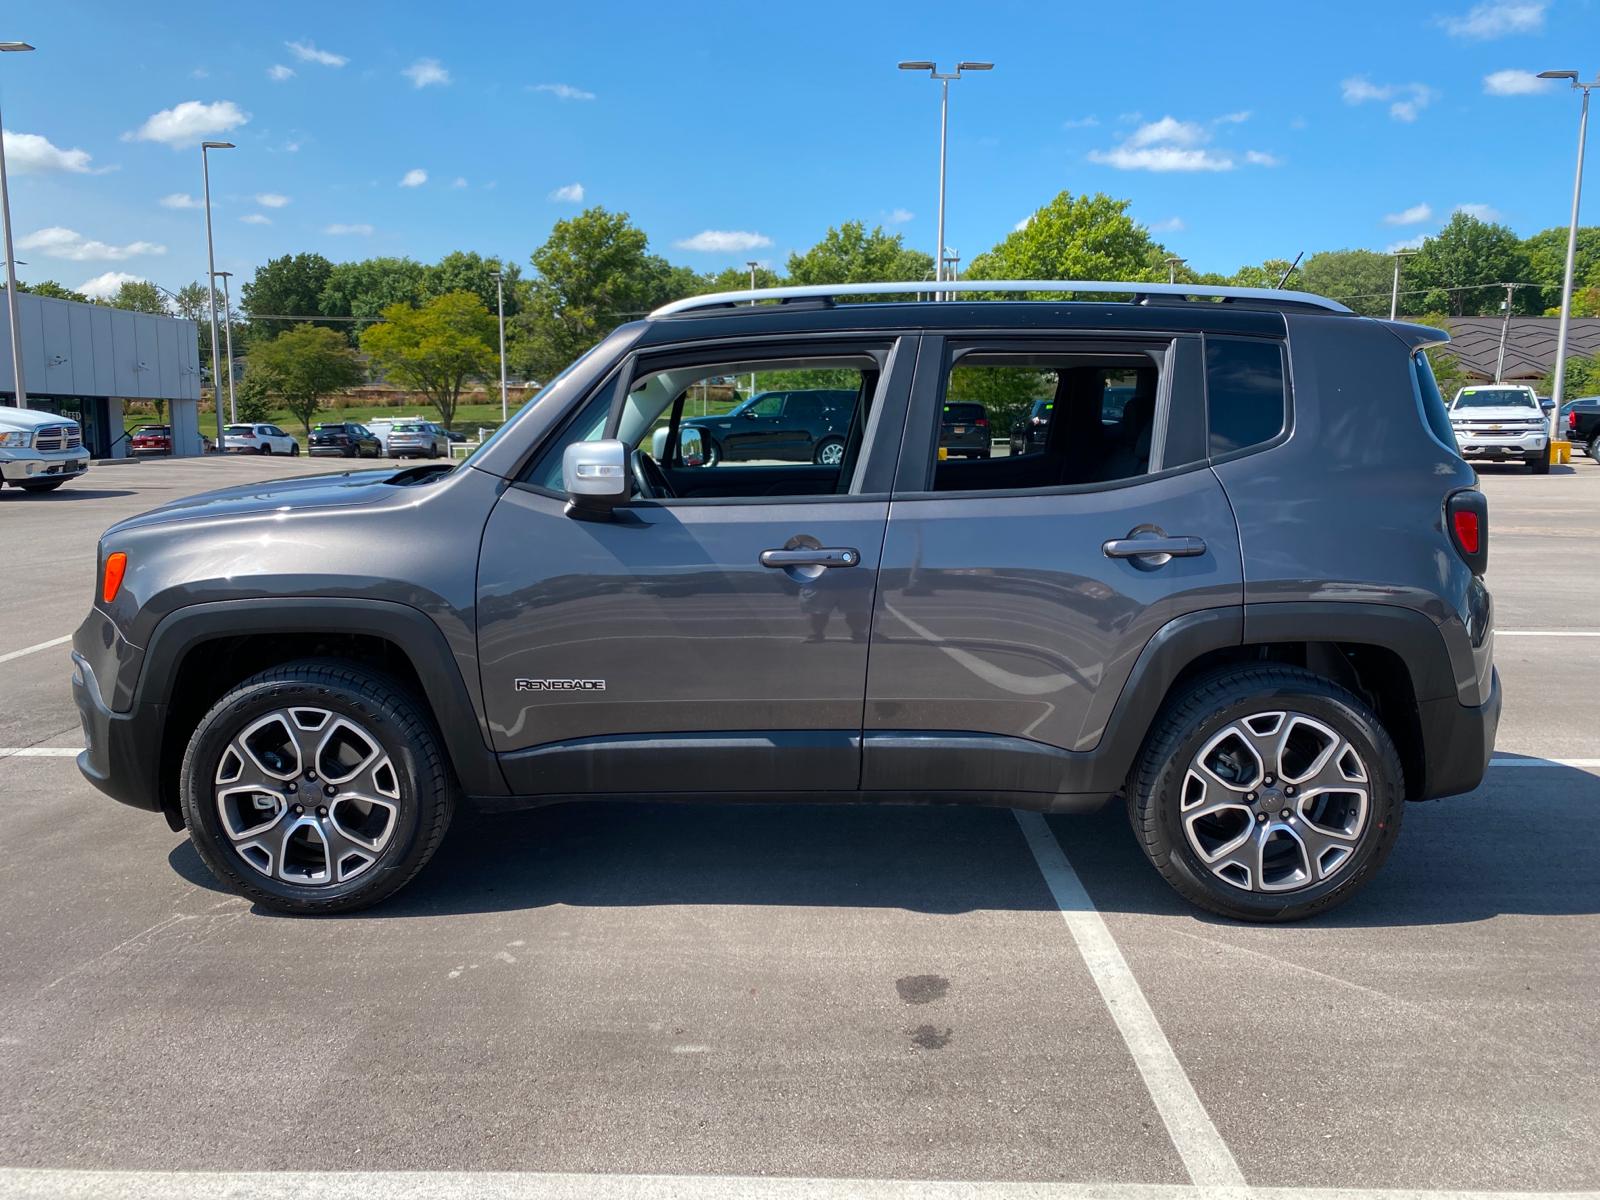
1205, 337, 1287, 457
1413, 352, 1461, 453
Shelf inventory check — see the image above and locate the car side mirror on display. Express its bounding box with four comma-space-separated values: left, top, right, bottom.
1540, 399, 1555, 413
563, 439, 629, 518
648, 425, 705, 467
742, 408, 760, 419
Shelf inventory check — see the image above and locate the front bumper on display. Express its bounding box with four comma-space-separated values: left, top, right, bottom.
1, 455, 90, 482
308, 445, 353, 455
1416, 666, 1502, 800
1453, 429, 1548, 456
71, 651, 166, 816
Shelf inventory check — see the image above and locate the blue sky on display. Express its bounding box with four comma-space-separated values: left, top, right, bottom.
2, 0, 1598, 300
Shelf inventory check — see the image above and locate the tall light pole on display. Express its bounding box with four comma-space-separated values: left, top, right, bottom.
899, 59, 992, 300
1538, 70, 1597, 440
200, 139, 233, 450
212, 270, 238, 421
1165, 256, 1186, 284
1389, 249, 1417, 321
0, 41, 36, 410
488, 269, 508, 423
1494, 282, 1522, 383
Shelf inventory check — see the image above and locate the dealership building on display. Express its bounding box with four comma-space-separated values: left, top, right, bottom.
0, 290, 204, 458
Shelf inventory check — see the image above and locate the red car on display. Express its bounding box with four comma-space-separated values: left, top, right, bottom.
129, 425, 172, 456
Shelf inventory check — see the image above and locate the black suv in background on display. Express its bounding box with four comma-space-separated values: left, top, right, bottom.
71, 280, 1499, 922
939, 402, 991, 458
309, 422, 382, 458
1562, 396, 1600, 461
1010, 398, 1054, 455
681, 388, 856, 466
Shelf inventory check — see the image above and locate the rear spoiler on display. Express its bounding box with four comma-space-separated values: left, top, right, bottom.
1380, 319, 1450, 350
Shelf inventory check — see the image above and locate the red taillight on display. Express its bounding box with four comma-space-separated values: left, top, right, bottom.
1452, 509, 1480, 555
975, 417, 989, 428
241, 430, 255, 439
1569, 410, 1579, 431
1446, 490, 1488, 574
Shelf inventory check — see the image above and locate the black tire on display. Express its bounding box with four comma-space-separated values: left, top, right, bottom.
427, 444, 439, 460
1526, 450, 1551, 474
16, 478, 66, 492
1127, 664, 1405, 922
978, 450, 992, 460
179, 660, 455, 915
1587, 436, 1599, 465
290, 443, 300, 457
345, 445, 358, 458
259, 444, 272, 455
814, 437, 846, 467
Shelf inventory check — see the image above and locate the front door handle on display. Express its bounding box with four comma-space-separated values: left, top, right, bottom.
1103, 535, 1207, 560
760, 547, 860, 569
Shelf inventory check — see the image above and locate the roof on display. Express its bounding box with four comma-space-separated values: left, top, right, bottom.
1442, 317, 1600, 382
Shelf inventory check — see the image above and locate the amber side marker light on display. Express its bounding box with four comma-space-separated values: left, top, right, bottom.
102, 552, 128, 604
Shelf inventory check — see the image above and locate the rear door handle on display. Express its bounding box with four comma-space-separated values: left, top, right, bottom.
1102, 535, 1207, 559
760, 547, 860, 569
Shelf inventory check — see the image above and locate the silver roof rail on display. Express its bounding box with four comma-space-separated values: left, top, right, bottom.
650, 279, 1352, 318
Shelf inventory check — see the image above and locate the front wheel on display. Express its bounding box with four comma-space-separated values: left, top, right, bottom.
1587, 436, 1599, 464
814, 437, 846, 467
290, 443, 300, 457
1526, 450, 1551, 474
179, 660, 455, 914
1127, 665, 1404, 922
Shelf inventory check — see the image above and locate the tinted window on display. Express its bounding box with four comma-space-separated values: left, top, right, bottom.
943, 403, 985, 422
1453, 387, 1536, 410
225, 425, 252, 435
1206, 338, 1286, 456
1413, 353, 1459, 452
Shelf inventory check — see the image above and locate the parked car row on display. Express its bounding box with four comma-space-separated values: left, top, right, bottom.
120, 417, 468, 460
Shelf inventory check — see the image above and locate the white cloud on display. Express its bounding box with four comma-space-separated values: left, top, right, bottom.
240, 213, 272, 225
1215, 110, 1252, 124
886, 207, 914, 224
1062, 115, 1099, 129
1441, 0, 1546, 38
191, 67, 209, 80
1148, 216, 1186, 234
1089, 145, 1235, 172
77, 271, 146, 299
1127, 116, 1208, 148
548, 182, 584, 202
124, 100, 249, 148
324, 223, 373, 236
281, 138, 302, 153
1385, 234, 1428, 253
674, 230, 774, 253
267, 64, 295, 82
19, 226, 167, 262
1456, 202, 1504, 221
1384, 202, 1434, 225
399, 168, 428, 188
451, 176, 468, 189
254, 192, 290, 208
159, 192, 200, 210
286, 40, 347, 67
1483, 68, 1553, 95
402, 58, 450, 88
532, 82, 596, 101
1244, 150, 1283, 166
2, 130, 100, 174
1341, 77, 1437, 122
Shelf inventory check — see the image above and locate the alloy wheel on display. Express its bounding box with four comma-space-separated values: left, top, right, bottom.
213, 706, 401, 886
817, 441, 845, 466
1179, 711, 1370, 894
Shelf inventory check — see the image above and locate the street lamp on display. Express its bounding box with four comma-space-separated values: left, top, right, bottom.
1538, 69, 1598, 441
899, 59, 992, 299
200, 139, 234, 450
0, 41, 36, 410
1389, 248, 1417, 321
488, 269, 508, 423
212, 270, 237, 422
1165, 256, 1186, 284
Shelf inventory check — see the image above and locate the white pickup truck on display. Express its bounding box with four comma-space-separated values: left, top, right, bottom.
0, 406, 90, 493
1448, 384, 1552, 475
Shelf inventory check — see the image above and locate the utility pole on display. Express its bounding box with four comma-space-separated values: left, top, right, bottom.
899, 60, 993, 300
489, 270, 508, 423
1389, 249, 1416, 321
0, 41, 37, 409
1165, 256, 1186, 285
1494, 283, 1519, 383
200, 140, 234, 450
1537, 70, 1596, 437
213, 270, 237, 421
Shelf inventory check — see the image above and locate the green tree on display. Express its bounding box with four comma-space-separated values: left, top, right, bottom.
1227, 259, 1298, 290
1542, 349, 1600, 399
22, 279, 91, 303
245, 325, 364, 435
1411, 313, 1472, 397
360, 291, 496, 431
965, 193, 1162, 289
1523, 225, 1600, 311
699, 264, 784, 294
232, 373, 275, 423
170, 281, 210, 324
1410, 212, 1532, 316
107, 279, 168, 314
1298, 250, 1395, 316
787, 220, 932, 288
241, 253, 336, 340
425, 251, 523, 317
320, 257, 428, 325
515, 206, 674, 380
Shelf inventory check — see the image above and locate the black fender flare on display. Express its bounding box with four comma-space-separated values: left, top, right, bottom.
138, 598, 508, 798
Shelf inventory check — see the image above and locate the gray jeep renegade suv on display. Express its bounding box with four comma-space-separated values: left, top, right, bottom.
70, 280, 1500, 921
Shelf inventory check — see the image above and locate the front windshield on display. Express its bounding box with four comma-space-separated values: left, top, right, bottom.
1454, 388, 1536, 410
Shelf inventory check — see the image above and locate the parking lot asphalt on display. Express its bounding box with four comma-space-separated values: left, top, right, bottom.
1, 453, 1597, 1198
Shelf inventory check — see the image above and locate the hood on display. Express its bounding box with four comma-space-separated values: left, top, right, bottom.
1450, 405, 1544, 420
105, 465, 443, 535
0, 406, 79, 431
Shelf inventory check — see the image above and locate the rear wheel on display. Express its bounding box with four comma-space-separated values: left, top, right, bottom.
1127, 665, 1404, 922
1587, 436, 1600, 464
180, 660, 454, 915
814, 437, 846, 467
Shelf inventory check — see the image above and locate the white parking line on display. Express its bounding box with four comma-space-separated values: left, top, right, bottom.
4, 1168, 1595, 1200
1489, 756, 1600, 769
0, 633, 71, 664
1013, 811, 1247, 1193
1495, 630, 1600, 637
0, 747, 81, 758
